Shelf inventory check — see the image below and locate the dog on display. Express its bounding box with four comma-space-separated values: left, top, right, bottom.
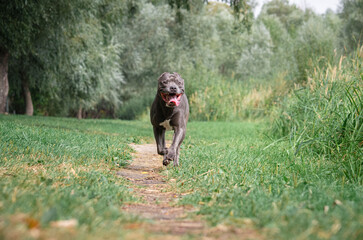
150, 72, 189, 166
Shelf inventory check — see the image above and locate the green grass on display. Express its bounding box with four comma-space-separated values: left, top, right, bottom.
172, 121, 363, 239
0, 115, 152, 239
1, 115, 362, 239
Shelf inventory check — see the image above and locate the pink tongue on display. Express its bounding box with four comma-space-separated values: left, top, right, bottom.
168, 95, 180, 106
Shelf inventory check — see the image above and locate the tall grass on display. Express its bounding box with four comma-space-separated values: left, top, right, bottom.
182, 67, 289, 121
272, 47, 363, 183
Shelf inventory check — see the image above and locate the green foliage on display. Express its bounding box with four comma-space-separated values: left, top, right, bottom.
259, 0, 312, 37
272, 49, 363, 183
36, 0, 125, 115
0, 0, 54, 55
3, 0, 126, 116
259, 15, 298, 83
236, 22, 274, 80
183, 66, 273, 121
118, 91, 154, 120
2, 0, 259, 117
293, 16, 338, 82
339, 0, 363, 52
1, 0, 360, 122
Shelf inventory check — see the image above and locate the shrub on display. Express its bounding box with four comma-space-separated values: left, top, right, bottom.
183, 66, 282, 121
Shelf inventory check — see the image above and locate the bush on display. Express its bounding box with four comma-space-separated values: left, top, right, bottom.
117, 91, 154, 120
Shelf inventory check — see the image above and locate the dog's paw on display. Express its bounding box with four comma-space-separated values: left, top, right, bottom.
162, 158, 170, 166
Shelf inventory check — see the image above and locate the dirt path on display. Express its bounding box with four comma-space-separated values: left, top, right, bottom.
117, 143, 262, 240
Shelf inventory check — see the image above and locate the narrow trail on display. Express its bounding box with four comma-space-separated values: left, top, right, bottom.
117, 143, 262, 240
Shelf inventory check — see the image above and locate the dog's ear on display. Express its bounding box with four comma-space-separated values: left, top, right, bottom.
173, 72, 184, 85
158, 72, 169, 81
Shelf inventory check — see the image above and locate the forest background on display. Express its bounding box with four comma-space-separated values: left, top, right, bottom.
0, 0, 361, 120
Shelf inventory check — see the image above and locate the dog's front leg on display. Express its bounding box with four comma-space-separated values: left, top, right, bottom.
166, 127, 186, 167
153, 126, 167, 156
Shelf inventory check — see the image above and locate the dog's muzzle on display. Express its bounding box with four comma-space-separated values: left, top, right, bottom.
160, 92, 183, 107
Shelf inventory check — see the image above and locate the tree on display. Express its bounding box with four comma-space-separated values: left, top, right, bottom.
0, 1, 44, 113
0, 47, 8, 114
294, 16, 337, 82
259, 0, 313, 37
0, 0, 67, 115
339, 0, 363, 51
236, 22, 274, 80
1, 0, 126, 117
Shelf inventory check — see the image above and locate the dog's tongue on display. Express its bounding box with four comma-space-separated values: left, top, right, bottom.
168, 95, 180, 107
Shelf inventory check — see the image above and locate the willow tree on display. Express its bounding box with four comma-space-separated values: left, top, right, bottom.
339, 0, 363, 52
0, 0, 50, 114
0, 0, 74, 115
1, 0, 126, 117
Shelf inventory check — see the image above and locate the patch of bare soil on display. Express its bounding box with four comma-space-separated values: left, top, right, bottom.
117, 143, 263, 240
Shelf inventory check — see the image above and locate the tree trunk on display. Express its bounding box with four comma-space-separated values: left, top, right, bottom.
21, 72, 33, 116
77, 105, 82, 119
0, 48, 9, 114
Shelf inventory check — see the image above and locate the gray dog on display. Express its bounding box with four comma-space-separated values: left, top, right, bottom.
150, 72, 189, 166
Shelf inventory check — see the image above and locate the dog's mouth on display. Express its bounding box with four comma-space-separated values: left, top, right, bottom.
160, 92, 183, 107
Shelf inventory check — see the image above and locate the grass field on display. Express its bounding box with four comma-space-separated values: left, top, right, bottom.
1, 115, 362, 239
0, 115, 149, 239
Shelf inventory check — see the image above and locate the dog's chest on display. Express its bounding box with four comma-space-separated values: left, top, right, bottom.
159, 119, 173, 131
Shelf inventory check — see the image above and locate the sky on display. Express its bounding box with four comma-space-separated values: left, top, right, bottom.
254, 0, 342, 16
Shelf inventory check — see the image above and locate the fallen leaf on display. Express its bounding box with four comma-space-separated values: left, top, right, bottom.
25, 217, 40, 229
124, 223, 143, 229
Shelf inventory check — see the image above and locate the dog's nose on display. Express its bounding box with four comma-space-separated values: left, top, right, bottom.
170, 86, 177, 92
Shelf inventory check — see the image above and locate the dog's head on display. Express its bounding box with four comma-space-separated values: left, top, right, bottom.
158, 72, 185, 107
